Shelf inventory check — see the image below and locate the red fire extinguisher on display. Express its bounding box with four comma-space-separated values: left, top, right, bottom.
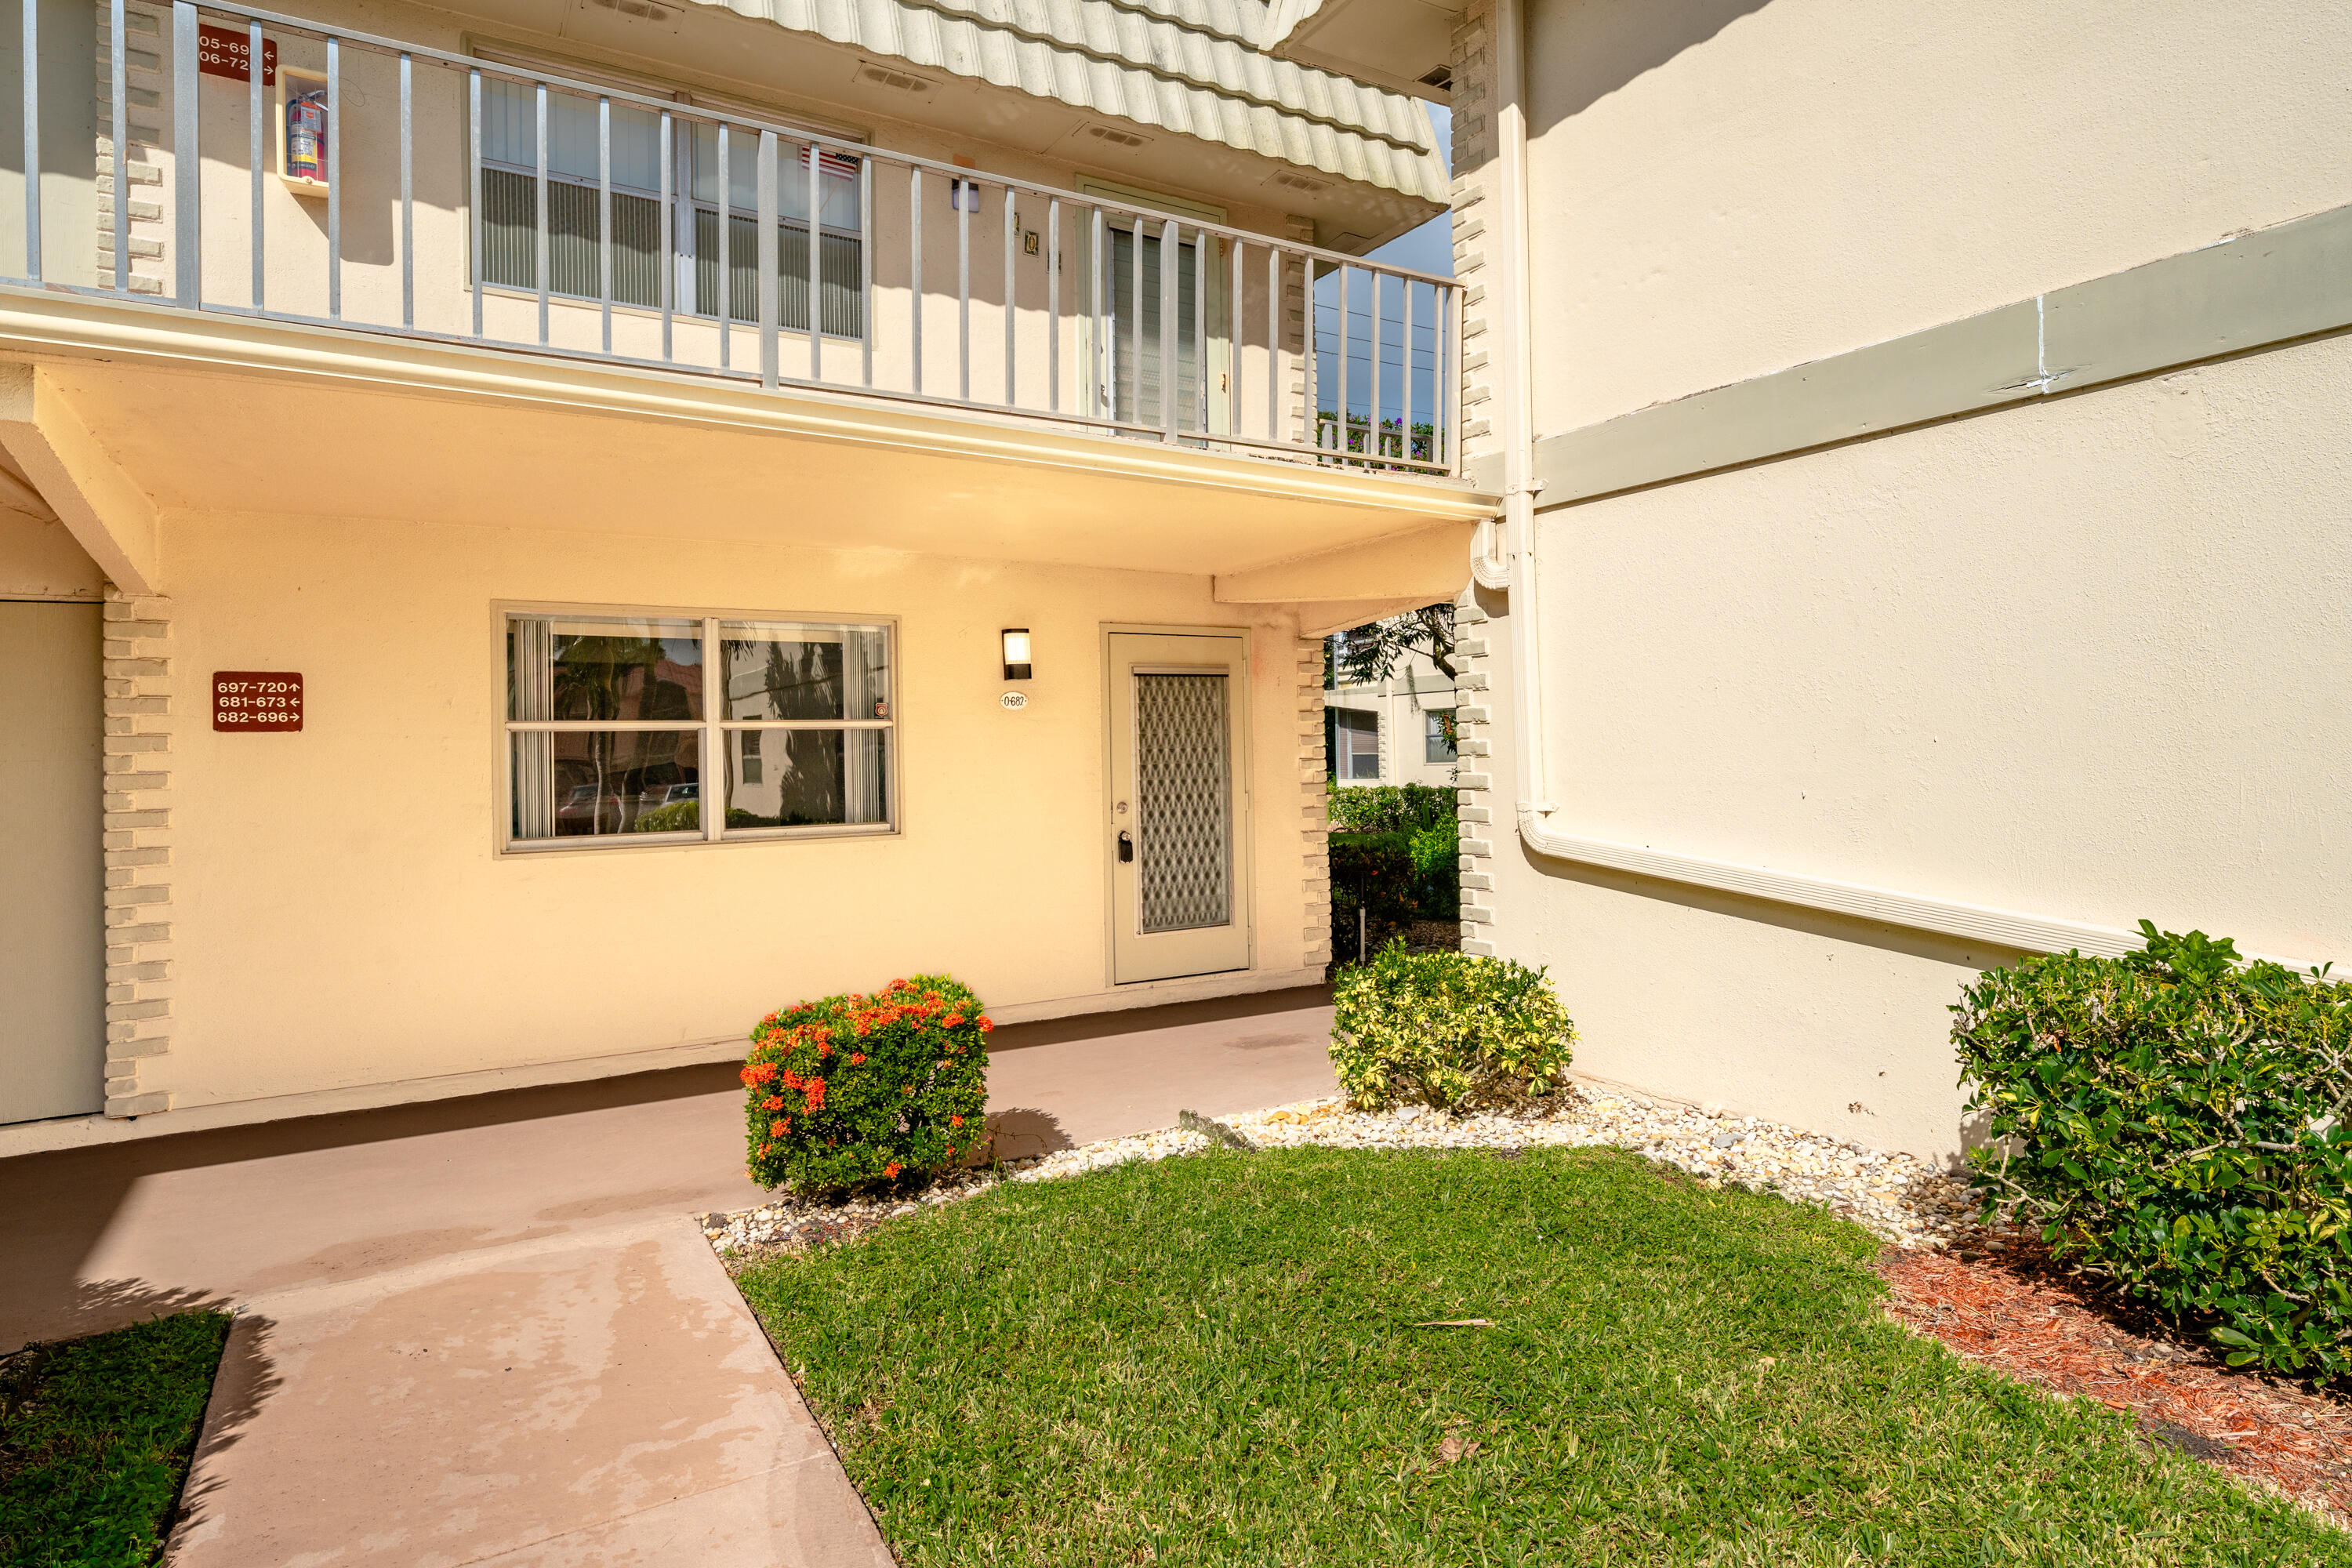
286, 88, 327, 182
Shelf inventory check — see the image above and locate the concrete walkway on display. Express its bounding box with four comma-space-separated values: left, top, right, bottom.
0, 986, 1338, 1566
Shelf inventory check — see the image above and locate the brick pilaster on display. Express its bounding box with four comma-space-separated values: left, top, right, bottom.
95, 2, 169, 295
102, 590, 174, 1116
1297, 634, 1331, 968
1449, 0, 1501, 462
1450, 597, 1497, 955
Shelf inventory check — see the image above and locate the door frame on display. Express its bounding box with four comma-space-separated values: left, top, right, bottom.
1099, 622, 1257, 989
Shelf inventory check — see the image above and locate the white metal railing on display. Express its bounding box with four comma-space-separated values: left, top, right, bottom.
5, 0, 1461, 476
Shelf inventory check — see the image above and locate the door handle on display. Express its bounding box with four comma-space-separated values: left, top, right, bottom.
1117, 829, 1134, 863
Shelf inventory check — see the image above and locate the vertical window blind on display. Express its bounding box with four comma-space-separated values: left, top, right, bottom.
477, 78, 866, 337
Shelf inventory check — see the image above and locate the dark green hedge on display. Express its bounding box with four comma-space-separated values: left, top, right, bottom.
1954, 924, 2351, 1381
1327, 783, 1456, 835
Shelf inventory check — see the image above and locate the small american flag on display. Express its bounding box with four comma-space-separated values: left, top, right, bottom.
803, 144, 859, 180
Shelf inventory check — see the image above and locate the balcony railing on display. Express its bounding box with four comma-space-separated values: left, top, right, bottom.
5, 0, 1461, 475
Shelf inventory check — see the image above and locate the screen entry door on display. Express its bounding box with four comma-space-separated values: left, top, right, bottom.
1109, 632, 1250, 984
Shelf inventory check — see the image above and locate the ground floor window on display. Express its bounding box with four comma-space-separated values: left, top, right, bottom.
1330, 706, 1380, 782
504, 608, 892, 848
1425, 710, 1457, 763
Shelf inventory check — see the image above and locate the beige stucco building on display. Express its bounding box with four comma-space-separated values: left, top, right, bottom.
0, 0, 1486, 1146
15, 0, 2348, 1172
1368, 0, 2350, 1163
1326, 635, 1456, 788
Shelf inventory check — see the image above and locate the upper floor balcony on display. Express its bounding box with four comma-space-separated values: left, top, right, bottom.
0, 0, 1489, 609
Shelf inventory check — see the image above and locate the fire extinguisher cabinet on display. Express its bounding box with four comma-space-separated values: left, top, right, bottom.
274, 66, 330, 198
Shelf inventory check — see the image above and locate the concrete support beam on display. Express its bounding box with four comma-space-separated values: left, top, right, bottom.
1214, 521, 1474, 608
1294, 597, 1434, 638
0, 363, 160, 593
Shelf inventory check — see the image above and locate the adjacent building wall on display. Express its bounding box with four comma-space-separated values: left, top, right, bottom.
1460, 0, 2352, 1162
139, 509, 1319, 1111
1327, 643, 1457, 788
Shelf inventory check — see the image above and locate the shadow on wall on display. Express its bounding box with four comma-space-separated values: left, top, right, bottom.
1520, 848, 2027, 1171
1525, 0, 1775, 135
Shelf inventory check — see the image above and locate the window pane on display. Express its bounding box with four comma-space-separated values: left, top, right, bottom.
510, 730, 702, 840
1105, 227, 1200, 430
1425, 711, 1457, 763
692, 214, 863, 335
1339, 710, 1379, 781
482, 170, 662, 307
724, 728, 888, 829
718, 622, 889, 721
509, 616, 703, 722
481, 78, 660, 191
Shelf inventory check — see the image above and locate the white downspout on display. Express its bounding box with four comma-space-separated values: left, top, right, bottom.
1474, 0, 1556, 837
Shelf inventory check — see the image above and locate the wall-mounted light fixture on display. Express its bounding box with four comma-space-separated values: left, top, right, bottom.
1001, 628, 1032, 681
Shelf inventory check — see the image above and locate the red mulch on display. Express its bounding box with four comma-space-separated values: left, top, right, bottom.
1875, 1236, 2352, 1526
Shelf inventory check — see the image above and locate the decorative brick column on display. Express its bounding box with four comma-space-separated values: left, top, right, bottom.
1448, 0, 1503, 954
1451, 598, 1497, 956
95, 2, 170, 294
1297, 633, 1331, 970
1282, 214, 1316, 448
102, 589, 174, 1116
1448, 0, 1501, 468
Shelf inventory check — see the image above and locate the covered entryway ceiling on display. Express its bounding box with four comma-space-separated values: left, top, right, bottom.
1, 299, 1492, 586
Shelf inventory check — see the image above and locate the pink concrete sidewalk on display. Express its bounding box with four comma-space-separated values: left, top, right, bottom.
1, 985, 1338, 1566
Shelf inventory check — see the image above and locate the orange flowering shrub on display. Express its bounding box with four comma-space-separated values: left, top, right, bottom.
741, 974, 992, 1196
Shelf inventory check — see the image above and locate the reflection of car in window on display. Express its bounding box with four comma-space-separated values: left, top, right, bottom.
661, 782, 699, 803
556, 784, 623, 834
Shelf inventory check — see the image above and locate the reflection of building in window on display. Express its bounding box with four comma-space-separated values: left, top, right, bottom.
504, 610, 892, 847
720, 623, 888, 829
1425, 711, 1457, 763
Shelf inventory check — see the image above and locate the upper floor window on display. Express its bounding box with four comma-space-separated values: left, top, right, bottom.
505, 609, 892, 849
476, 77, 866, 337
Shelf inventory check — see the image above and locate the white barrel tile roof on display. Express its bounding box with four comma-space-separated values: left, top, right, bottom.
695, 0, 1448, 202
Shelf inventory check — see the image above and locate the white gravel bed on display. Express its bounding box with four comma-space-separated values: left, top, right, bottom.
1220, 1092, 1980, 1250
701, 1090, 1980, 1259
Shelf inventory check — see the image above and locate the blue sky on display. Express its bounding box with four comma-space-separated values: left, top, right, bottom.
1369, 103, 1454, 278
1313, 103, 1451, 433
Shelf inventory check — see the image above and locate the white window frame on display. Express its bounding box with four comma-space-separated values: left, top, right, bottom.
1334, 706, 1381, 782
498, 602, 898, 854
1425, 710, 1456, 764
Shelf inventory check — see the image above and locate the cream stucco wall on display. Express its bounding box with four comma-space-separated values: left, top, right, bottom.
1461, 0, 2352, 1163
1478, 329, 2352, 1164
1523, 0, 2352, 433
151, 509, 1315, 1109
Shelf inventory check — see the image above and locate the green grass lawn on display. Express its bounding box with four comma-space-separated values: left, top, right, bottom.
739, 1146, 2349, 1567
0, 1311, 230, 1568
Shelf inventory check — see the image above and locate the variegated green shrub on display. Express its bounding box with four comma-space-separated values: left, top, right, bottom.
1330, 942, 1575, 1112
1954, 923, 2352, 1382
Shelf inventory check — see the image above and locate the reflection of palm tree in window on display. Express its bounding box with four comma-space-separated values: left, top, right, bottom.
550, 634, 685, 830
747, 639, 846, 825
759, 639, 841, 719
